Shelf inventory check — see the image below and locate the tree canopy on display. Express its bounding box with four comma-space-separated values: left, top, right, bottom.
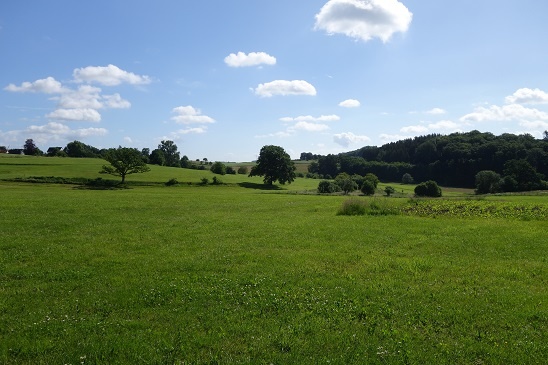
100, 147, 151, 183
249, 145, 296, 185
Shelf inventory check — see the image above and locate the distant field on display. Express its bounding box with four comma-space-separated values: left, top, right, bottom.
0, 155, 546, 364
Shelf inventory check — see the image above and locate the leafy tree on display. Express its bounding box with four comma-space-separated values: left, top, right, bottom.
414, 180, 442, 197
226, 166, 236, 174
402, 173, 414, 184
318, 154, 339, 177
210, 161, 227, 175
335, 173, 357, 195
317, 180, 341, 194
361, 180, 376, 196
64, 141, 100, 158
180, 155, 191, 168
237, 166, 248, 174
364, 173, 380, 189
149, 149, 166, 166
158, 140, 180, 167
308, 161, 319, 174
384, 186, 396, 196
503, 159, 543, 191
141, 148, 150, 163
249, 145, 296, 185
23, 139, 41, 155
475, 170, 501, 194
544, 130, 548, 140
100, 147, 151, 183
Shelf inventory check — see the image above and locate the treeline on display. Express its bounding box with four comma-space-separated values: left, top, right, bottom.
303, 130, 548, 191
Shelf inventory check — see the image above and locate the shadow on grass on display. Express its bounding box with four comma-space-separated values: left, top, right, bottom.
74, 178, 131, 190
237, 182, 283, 190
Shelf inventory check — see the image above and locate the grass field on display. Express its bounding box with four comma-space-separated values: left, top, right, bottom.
0, 155, 547, 364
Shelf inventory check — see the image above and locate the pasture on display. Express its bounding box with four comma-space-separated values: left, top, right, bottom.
0, 155, 546, 364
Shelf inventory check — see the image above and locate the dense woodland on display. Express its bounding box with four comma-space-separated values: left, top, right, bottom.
303, 130, 548, 191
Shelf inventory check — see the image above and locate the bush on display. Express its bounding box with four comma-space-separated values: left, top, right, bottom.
226, 166, 236, 175
335, 173, 357, 194
414, 180, 442, 197
210, 162, 227, 175
402, 173, 414, 184
337, 198, 400, 216
200, 177, 209, 185
212, 176, 222, 185
317, 180, 341, 194
165, 178, 179, 186
237, 166, 248, 174
364, 173, 380, 188
384, 186, 395, 196
361, 180, 376, 196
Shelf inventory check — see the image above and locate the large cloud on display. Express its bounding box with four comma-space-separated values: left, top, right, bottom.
289, 122, 330, 132
254, 80, 317, 97
73, 64, 151, 86
460, 104, 548, 123
47, 108, 102, 122
505, 88, 548, 105
4, 77, 67, 94
0, 122, 107, 145
171, 106, 215, 124
400, 120, 461, 134
333, 132, 371, 147
314, 0, 413, 42
224, 52, 276, 67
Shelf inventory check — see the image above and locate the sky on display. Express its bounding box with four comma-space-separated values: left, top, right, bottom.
1, 0, 548, 162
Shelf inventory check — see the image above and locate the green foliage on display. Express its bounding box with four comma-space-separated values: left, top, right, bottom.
212, 176, 222, 185
210, 161, 227, 175
165, 178, 179, 186
249, 145, 296, 185
158, 140, 180, 167
364, 173, 379, 188
337, 198, 367, 215
475, 170, 501, 194
384, 186, 396, 196
402, 173, 414, 184
23, 138, 42, 156
335, 173, 357, 194
360, 180, 376, 196
337, 198, 400, 216
226, 166, 236, 175
317, 180, 341, 194
237, 166, 248, 174
64, 140, 101, 158
149, 149, 166, 166
200, 177, 209, 185
99, 147, 151, 183
414, 180, 442, 197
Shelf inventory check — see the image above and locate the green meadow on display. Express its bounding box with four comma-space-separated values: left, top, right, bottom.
0, 155, 546, 364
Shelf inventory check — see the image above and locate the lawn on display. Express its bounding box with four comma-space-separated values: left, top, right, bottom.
0, 156, 546, 364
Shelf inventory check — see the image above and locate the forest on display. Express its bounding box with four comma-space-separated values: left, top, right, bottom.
304, 130, 548, 191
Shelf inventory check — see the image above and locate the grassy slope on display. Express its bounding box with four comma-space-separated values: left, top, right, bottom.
0, 156, 546, 364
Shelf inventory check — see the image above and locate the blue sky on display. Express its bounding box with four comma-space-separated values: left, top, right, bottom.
2, 0, 548, 161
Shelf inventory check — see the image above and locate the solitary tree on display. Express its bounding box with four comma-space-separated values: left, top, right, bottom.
158, 140, 180, 167
249, 145, 296, 185
23, 139, 41, 155
100, 147, 151, 183
384, 186, 396, 197
475, 170, 501, 194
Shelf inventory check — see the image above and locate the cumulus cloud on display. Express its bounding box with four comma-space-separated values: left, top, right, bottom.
254, 80, 317, 97
314, 0, 413, 42
379, 133, 409, 143
171, 106, 215, 124
73, 64, 151, 86
339, 99, 361, 108
400, 120, 461, 135
400, 125, 428, 134
1, 122, 107, 145
460, 104, 548, 123
4, 77, 67, 94
102, 93, 131, 109
47, 108, 102, 122
280, 114, 340, 123
505, 88, 548, 105
224, 52, 277, 67
289, 121, 330, 132
333, 132, 371, 147
426, 107, 446, 115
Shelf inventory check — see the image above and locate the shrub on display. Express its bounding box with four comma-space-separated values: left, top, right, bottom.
475, 170, 501, 194
364, 173, 380, 188
414, 180, 442, 197
384, 186, 395, 196
200, 177, 209, 185
402, 173, 414, 184
210, 162, 227, 175
212, 176, 222, 185
317, 180, 341, 194
237, 166, 248, 174
165, 178, 179, 186
361, 180, 376, 196
226, 166, 236, 175
335, 173, 358, 194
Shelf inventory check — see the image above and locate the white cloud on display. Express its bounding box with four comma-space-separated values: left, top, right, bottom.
428, 120, 460, 130
254, 131, 293, 138
505, 88, 548, 105
47, 108, 102, 122
519, 120, 548, 130
333, 132, 371, 147
379, 133, 409, 143
55, 85, 103, 109
73, 64, 151, 86
314, 0, 413, 42
289, 121, 330, 132
224, 52, 276, 67
4, 77, 67, 94
426, 107, 446, 115
400, 125, 428, 134
280, 114, 340, 123
123, 137, 133, 143
102, 93, 131, 109
1, 122, 108, 145
460, 104, 548, 123
171, 106, 215, 124
254, 80, 317, 97
339, 99, 361, 108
